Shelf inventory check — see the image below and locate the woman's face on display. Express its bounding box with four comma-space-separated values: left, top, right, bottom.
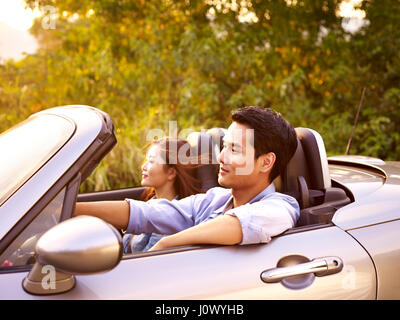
141, 145, 174, 188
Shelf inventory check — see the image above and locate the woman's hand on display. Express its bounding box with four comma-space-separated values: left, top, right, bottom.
148, 236, 171, 251
74, 200, 130, 230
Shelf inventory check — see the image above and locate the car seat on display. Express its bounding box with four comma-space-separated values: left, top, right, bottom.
187, 130, 223, 192
188, 126, 351, 227
274, 128, 351, 226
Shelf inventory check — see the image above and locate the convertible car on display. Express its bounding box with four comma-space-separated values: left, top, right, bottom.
0, 105, 399, 299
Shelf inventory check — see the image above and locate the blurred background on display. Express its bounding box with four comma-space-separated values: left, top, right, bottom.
0, 0, 399, 192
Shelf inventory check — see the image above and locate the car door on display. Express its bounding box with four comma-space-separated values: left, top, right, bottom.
3, 224, 371, 300
73, 225, 375, 299
0, 225, 375, 300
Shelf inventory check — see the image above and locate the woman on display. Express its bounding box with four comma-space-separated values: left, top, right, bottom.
124, 137, 203, 253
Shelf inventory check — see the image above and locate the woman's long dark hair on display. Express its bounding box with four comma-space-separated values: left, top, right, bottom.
140, 137, 204, 201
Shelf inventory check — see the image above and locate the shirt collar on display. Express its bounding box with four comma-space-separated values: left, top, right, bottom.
248, 182, 276, 204
215, 183, 276, 214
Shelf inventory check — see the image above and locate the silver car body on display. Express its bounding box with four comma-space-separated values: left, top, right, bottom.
0, 106, 399, 299
0, 106, 109, 238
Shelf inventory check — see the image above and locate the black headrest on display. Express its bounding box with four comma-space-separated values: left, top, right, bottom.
276, 136, 309, 194
274, 127, 331, 207
295, 127, 331, 190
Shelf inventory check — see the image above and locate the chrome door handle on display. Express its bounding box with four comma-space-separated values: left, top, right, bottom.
261, 256, 343, 283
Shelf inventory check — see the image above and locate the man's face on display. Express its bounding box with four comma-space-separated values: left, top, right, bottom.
217, 121, 260, 189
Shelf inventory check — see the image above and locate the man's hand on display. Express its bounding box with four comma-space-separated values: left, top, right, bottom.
148, 214, 243, 251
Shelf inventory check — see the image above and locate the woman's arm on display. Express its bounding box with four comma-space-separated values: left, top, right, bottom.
148, 214, 243, 251
74, 201, 130, 230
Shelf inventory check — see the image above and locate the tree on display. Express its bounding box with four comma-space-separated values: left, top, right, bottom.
1, 0, 398, 191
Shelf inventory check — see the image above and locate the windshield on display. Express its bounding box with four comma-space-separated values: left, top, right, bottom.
0, 114, 75, 205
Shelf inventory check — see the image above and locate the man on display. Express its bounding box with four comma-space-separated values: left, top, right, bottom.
74, 106, 299, 251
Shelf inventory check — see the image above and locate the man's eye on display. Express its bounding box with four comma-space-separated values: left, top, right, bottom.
222, 143, 240, 153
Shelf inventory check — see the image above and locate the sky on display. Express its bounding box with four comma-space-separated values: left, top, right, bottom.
0, 0, 40, 61
0, 0, 41, 31
0, 0, 367, 31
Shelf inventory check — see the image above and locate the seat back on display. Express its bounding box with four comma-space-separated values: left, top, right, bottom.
275, 127, 351, 226
295, 128, 332, 190
274, 128, 331, 203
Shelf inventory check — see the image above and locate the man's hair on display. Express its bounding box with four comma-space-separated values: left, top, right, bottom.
231, 106, 298, 182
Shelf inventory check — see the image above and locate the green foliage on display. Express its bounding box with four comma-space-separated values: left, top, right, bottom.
1, 0, 399, 191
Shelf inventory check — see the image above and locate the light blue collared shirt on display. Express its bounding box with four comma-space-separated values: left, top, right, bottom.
126, 184, 300, 245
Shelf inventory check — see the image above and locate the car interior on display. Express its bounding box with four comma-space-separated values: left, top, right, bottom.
275, 127, 352, 228
0, 113, 354, 270
77, 126, 353, 233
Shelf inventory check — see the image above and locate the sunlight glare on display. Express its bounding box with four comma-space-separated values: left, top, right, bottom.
338, 0, 366, 19
0, 0, 41, 31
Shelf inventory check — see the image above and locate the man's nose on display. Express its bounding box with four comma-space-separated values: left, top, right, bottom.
217, 149, 224, 164
217, 147, 229, 164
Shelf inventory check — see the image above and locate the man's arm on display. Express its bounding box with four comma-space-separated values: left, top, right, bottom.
148, 214, 243, 251
149, 192, 300, 251
74, 201, 130, 230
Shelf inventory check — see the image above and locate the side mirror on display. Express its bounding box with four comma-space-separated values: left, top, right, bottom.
23, 215, 123, 295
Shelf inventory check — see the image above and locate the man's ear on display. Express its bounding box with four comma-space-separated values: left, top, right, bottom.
258, 152, 276, 174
